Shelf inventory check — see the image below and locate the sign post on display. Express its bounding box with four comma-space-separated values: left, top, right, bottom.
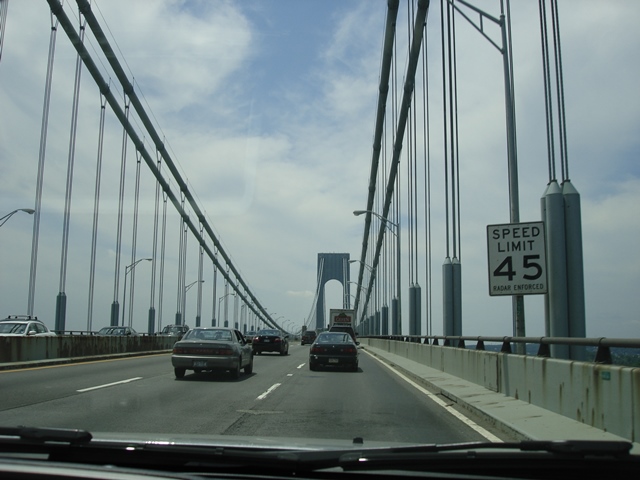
487, 221, 547, 296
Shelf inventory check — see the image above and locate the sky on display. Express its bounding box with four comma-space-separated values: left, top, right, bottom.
0, 0, 638, 339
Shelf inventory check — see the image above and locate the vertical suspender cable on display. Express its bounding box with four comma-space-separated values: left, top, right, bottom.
538, 0, 555, 182
0, 0, 9, 63
29, 10, 59, 316
176, 194, 185, 323
127, 150, 142, 328
196, 224, 204, 326
211, 249, 218, 325
112, 97, 130, 325
87, 94, 107, 331
551, 0, 568, 181
55, 10, 86, 332
421, 25, 432, 337
158, 192, 167, 329
148, 149, 161, 334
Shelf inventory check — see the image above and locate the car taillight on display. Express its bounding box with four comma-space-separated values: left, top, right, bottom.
173, 347, 184, 354
310, 346, 324, 354
342, 347, 356, 354
275, 338, 281, 343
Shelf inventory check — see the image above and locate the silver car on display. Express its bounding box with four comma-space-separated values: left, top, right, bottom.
0, 316, 56, 336
171, 327, 253, 379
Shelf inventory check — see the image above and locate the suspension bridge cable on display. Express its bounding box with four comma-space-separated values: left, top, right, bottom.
0, 0, 8, 63
87, 94, 107, 331
538, 0, 556, 182
127, 151, 143, 328
551, 0, 569, 181
353, 0, 399, 312
359, 0, 430, 323
28, 10, 59, 316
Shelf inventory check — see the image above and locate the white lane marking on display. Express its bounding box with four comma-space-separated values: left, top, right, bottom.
286, 374, 293, 377
363, 351, 502, 443
77, 377, 143, 393
257, 383, 281, 400
297, 363, 306, 369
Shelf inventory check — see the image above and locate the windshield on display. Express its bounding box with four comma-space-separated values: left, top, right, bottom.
0, 0, 638, 467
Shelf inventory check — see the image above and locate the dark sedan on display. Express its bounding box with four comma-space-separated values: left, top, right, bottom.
171, 327, 253, 379
309, 332, 358, 372
300, 329, 317, 345
252, 328, 289, 355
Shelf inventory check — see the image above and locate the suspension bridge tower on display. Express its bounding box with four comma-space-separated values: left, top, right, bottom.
315, 253, 351, 330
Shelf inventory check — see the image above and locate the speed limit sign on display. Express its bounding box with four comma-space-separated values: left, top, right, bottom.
486, 221, 547, 296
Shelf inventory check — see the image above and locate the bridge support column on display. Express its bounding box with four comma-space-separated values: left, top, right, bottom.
55, 292, 67, 332
148, 307, 155, 334
110, 301, 119, 327
381, 304, 389, 335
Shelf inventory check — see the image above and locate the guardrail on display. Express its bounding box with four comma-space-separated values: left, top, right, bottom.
365, 335, 640, 366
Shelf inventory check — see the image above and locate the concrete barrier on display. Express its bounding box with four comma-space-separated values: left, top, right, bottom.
0, 335, 177, 364
365, 338, 639, 444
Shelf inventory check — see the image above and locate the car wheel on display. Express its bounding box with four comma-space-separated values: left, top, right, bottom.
244, 355, 254, 374
174, 367, 186, 379
231, 358, 241, 379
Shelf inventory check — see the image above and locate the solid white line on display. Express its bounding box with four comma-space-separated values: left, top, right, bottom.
364, 351, 502, 442
257, 383, 281, 400
297, 363, 306, 369
76, 377, 143, 393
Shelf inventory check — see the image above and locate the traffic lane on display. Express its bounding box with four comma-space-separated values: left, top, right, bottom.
217, 346, 502, 444
0, 346, 307, 434
0, 354, 172, 410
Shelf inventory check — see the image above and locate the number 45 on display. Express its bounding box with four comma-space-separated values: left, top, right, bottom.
493, 255, 543, 281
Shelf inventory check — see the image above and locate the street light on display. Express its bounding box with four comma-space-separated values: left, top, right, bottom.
217, 292, 235, 327
349, 259, 374, 272
353, 209, 401, 333
122, 258, 152, 326
184, 280, 205, 324
0, 208, 35, 227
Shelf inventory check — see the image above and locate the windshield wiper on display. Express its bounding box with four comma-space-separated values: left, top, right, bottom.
0, 426, 92, 444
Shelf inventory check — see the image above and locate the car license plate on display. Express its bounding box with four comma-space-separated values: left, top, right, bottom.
193, 361, 207, 367
264, 339, 270, 342
328, 358, 339, 364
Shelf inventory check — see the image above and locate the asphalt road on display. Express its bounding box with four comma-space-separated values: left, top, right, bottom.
0, 344, 511, 444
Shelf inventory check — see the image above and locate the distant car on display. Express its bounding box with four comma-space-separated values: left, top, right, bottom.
244, 330, 258, 343
300, 330, 317, 345
96, 326, 139, 336
309, 331, 359, 372
160, 324, 190, 338
328, 325, 358, 343
252, 328, 289, 355
0, 315, 56, 336
171, 327, 253, 379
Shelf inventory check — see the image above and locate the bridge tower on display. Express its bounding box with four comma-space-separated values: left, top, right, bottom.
315, 253, 350, 330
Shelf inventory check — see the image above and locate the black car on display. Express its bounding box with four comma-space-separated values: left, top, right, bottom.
309, 332, 358, 371
252, 328, 289, 355
328, 325, 358, 343
300, 329, 317, 345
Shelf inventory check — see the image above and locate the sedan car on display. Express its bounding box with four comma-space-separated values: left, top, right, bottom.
252, 328, 289, 355
309, 332, 358, 372
160, 324, 190, 338
300, 329, 317, 345
96, 326, 139, 336
171, 327, 253, 379
244, 330, 258, 343
0, 316, 56, 336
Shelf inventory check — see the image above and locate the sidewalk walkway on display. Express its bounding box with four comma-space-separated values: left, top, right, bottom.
362, 343, 640, 453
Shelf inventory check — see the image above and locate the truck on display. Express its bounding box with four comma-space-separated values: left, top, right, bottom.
328, 309, 357, 343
